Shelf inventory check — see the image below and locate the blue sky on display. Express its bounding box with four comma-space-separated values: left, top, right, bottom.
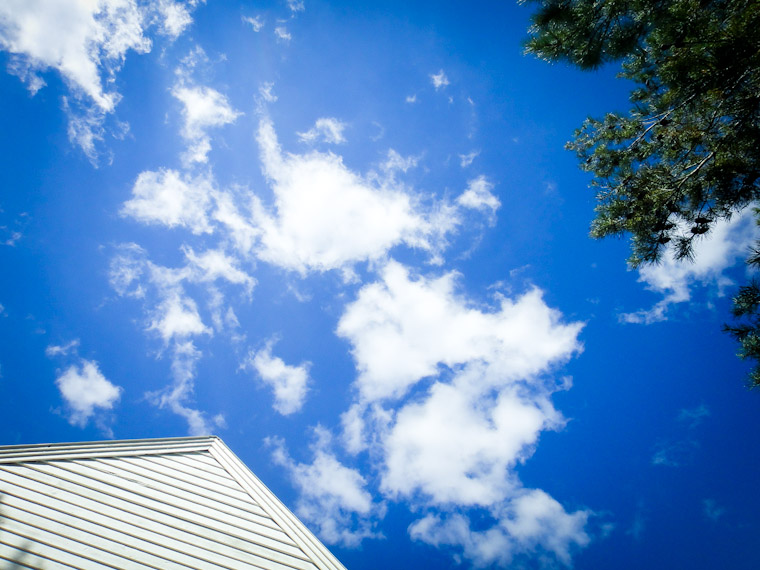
1, 1, 759, 568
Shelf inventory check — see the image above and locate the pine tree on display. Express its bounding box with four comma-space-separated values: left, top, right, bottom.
523, 0, 760, 384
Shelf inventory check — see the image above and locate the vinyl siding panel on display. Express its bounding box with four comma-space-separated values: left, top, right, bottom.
0, 437, 345, 570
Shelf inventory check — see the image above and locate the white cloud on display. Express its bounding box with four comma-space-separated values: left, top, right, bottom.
6, 55, 46, 94
175, 43, 207, 74
340, 403, 367, 455
242, 15, 264, 32
457, 175, 500, 215
459, 150, 480, 168
329, 260, 590, 565
172, 84, 241, 165
274, 26, 292, 42
405, 94, 417, 104
182, 246, 256, 293
337, 260, 583, 402
409, 513, 512, 567
0, 1, 198, 160
500, 490, 591, 563
111, 250, 210, 344
46, 339, 81, 357
620, 210, 758, 324
382, 149, 419, 176
381, 375, 564, 505
156, 0, 193, 39
244, 340, 310, 415
109, 242, 252, 340
0, 0, 150, 112
287, 0, 305, 14
109, 242, 148, 297
107, 245, 230, 437
207, 288, 242, 334
212, 190, 261, 255
258, 81, 277, 102
252, 117, 448, 273
119, 119, 473, 278
148, 291, 211, 343
56, 359, 122, 430
121, 169, 215, 234
148, 340, 224, 436
430, 69, 449, 90
109, 243, 234, 435
409, 490, 590, 568
268, 427, 383, 547
297, 117, 347, 145
62, 97, 108, 164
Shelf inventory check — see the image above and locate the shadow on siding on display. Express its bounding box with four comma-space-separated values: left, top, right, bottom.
0, 494, 36, 569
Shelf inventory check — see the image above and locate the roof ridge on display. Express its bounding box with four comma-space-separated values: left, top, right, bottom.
0, 436, 219, 464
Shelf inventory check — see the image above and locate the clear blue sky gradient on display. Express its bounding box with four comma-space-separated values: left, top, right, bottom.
1, 1, 759, 568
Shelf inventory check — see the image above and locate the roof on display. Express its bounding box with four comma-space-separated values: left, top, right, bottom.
0, 436, 347, 570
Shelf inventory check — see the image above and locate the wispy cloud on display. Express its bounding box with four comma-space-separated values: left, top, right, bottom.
703, 499, 725, 522
298, 117, 348, 144
147, 340, 226, 436
182, 246, 256, 293
651, 438, 698, 467
652, 404, 709, 467
0, 208, 27, 246
242, 14, 264, 32
275, 26, 292, 42
109, 242, 249, 434
45, 339, 81, 357
2, 230, 21, 246
459, 150, 480, 168
172, 83, 241, 165
430, 69, 450, 90
258, 82, 278, 103
678, 404, 710, 428
287, 0, 305, 14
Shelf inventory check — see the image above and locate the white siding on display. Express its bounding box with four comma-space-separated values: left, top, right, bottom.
0, 437, 346, 570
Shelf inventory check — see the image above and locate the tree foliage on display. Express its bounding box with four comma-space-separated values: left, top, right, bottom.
523, 0, 760, 383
